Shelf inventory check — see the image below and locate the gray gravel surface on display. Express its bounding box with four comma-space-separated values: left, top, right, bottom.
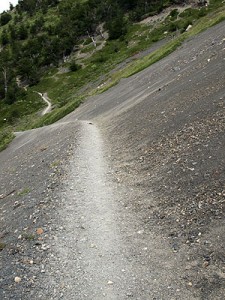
1, 21, 225, 299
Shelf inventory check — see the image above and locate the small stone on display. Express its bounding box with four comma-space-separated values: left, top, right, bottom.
41, 244, 49, 251
203, 261, 209, 268
107, 280, 113, 285
15, 277, 22, 283
188, 282, 193, 287
36, 228, 44, 235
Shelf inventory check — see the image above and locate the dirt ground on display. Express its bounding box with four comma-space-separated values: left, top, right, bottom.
0, 20, 225, 299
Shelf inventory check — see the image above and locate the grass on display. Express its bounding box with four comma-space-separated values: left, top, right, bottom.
17, 188, 30, 196
33, 2, 225, 106
30, 95, 83, 128
95, 4, 225, 93
0, 129, 15, 152
0, 90, 44, 129
22, 233, 36, 240
50, 160, 60, 168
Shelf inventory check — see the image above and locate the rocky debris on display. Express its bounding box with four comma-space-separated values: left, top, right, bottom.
103, 22, 225, 299
0, 123, 77, 299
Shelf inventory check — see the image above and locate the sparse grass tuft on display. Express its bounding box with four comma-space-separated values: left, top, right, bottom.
17, 188, 30, 196
0, 129, 15, 152
0, 242, 6, 251
22, 233, 36, 241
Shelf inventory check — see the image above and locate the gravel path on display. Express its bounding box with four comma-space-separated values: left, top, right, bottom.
0, 21, 225, 300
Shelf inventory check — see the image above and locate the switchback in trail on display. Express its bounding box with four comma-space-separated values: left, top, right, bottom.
36, 92, 52, 115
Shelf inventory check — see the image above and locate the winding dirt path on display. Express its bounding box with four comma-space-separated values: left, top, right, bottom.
37, 92, 52, 115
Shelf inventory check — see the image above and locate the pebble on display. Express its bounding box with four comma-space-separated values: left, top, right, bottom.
37, 228, 44, 235
15, 277, 22, 283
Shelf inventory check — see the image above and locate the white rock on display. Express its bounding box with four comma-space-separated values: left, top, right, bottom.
186, 25, 192, 32
15, 277, 22, 283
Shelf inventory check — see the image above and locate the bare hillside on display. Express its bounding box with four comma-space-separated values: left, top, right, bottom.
0, 20, 225, 300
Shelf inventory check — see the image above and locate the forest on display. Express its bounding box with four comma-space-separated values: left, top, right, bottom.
0, 0, 193, 104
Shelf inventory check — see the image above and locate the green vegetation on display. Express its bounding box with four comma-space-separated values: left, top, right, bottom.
22, 233, 36, 241
0, 0, 225, 151
17, 188, 30, 196
98, 4, 225, 91
0, 242, 6, 251
0, 129, 14, 151
30, 96, 82, 129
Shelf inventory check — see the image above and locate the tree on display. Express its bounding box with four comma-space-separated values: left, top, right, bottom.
17, 24, 29, 40
0, 48, 11, 99
0, 12, 12, 26
10, 3, 14, 11
106, 12, 127, 40
1, 29, 9, 46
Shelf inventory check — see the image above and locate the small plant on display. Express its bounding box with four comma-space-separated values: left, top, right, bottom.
17, 188, 30, 196
0, 242, 6, 251
22, 233, 35, 241
0, 129, 14, 152
50, 160, 60, 168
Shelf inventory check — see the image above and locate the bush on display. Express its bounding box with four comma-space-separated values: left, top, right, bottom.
106, 14, 127, 40
92, 54, 108, 63
170, 9, 179, 20
0, 12, 12, 26
69, 62, 81, 72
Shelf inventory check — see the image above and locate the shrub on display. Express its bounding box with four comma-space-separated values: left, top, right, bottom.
92, 54, 108, 63
0, 12, 12, 26
69, 62, 81, 72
